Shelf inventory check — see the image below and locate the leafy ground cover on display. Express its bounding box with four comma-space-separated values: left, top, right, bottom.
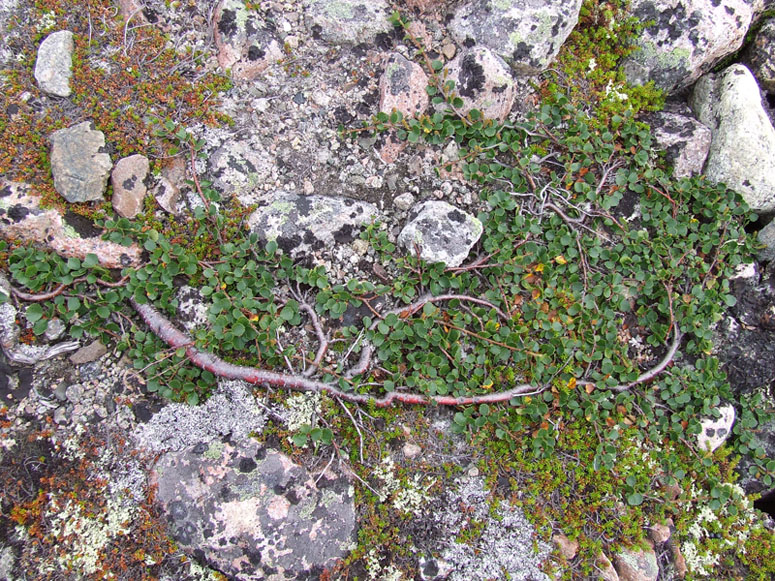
2, 0, 775, 579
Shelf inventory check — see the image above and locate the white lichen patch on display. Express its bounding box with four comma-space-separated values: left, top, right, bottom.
681, 481, 760, 577
284, 392, 321, 432
373, 456, 434, 516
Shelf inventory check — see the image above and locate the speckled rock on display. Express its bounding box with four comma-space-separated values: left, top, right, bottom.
398, 201, 482, 267
745, 18, 775, 92
622, 0, 757, 93
208, 140, 274, 207
448, 0, 583, 74
247, 192, 379, 257
379, 52, 429, 118
34, 30, 74, 97
111, 154, 149, 218
304, 0, 392, 46
152, 437, 356, 580
646, 109, 711, 178
213, 0, 283, 81
697, 403, 736, 452
0, 181, 141, 268
442, 46, 516, 121
613, 544, 658, 581
689, 64, 775, 212
49, 121, 113, 203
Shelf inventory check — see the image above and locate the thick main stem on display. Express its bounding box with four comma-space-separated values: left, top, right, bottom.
129, 297, 543, 407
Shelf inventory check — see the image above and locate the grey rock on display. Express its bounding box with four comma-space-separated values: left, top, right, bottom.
448, 0, 583, 74
757, 219, 775, 262
49, 121, 113, 203
208, 140, 273, 207
646, 109, 711, 178
65, 384, 84, 404
622, 0, 757, 93
247, 192, 379, 258
398, 201, 483, 267
152, 437, 355, 580
690, 64, 775, 212
43, 317, 66, 341
613, 544, 659, 581
213, 0, 283, 81
745, 18, 775, 92
53, 405, 69, 424
697, 403, 736, 452
304, 0, 392, 45
442, 46, 516, 121
393, 192, 415, 211
133, 380, 267, 453
379, 52, 429, 118
69, 340, 108, 365
111, 154, 150, 218
176, 285, 210, 333
34, 30, 74, 97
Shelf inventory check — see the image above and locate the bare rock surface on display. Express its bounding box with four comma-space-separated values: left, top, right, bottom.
34, 29, 73, 97
304, 0, 393, 45
111, 154, 150, 218
398, 200, 483, 267
646, 108, 711, 178
213, 0, 284, 81
697, 403, 736, 452
622, 0, 757, 93
613, 544, 659, 581
247, 192, 379, 257
443, 46, 516, 121
448, 0, 583, 74
379, 52, 429, 117
690, 64, 775, 212
151, 436, 356, 580
49, 121, 113, 203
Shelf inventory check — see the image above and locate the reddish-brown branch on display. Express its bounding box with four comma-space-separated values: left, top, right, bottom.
11, 275, 130, 302
130, 297, 544, 407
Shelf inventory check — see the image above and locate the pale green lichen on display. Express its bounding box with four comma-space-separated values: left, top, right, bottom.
373, 456, 434, 516
203, 439, 225, 460
284, 392, 321, 432
321, 0, 354, 20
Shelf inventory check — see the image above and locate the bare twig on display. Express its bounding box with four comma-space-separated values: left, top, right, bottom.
578, 328, 683, 393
